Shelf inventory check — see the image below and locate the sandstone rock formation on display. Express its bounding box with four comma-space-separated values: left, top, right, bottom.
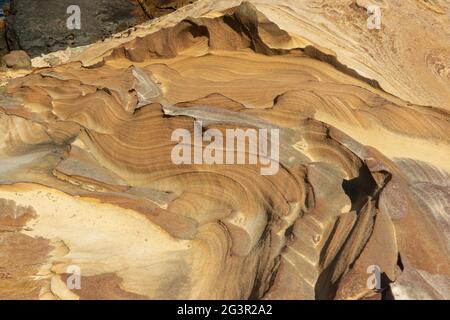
0, 0, 448, 300
0, 50, 30, 69
138, 0, 199, 19
3, 0, 199, 58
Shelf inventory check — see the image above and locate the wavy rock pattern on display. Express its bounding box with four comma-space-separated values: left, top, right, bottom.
0, 0, 448, 300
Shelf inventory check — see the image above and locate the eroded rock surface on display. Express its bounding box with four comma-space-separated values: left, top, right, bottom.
0, 0, 448, 300
1, 50, 30, 69
5, 0, 147, 57
138, 0, 198, 18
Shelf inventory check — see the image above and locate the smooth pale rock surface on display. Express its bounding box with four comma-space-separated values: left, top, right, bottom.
0, 0, 448, 300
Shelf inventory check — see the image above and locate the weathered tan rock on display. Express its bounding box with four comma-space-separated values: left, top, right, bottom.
0, 0, 448, 300
1, 50, 31, 69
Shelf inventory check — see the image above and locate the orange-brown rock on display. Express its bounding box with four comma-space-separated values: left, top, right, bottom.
0, 0, 448, 300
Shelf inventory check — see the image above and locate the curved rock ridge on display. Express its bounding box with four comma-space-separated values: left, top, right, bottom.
29, 0, 450, 110
0, 1, 448, 300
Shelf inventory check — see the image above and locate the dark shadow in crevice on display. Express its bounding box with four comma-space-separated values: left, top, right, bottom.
342, 164, 377, 212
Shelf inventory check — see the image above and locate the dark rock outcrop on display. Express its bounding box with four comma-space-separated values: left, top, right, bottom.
5, 0, 147, 57
0, 1, 10, 56
0, 21, 7, 57
138, 0, 198, 18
